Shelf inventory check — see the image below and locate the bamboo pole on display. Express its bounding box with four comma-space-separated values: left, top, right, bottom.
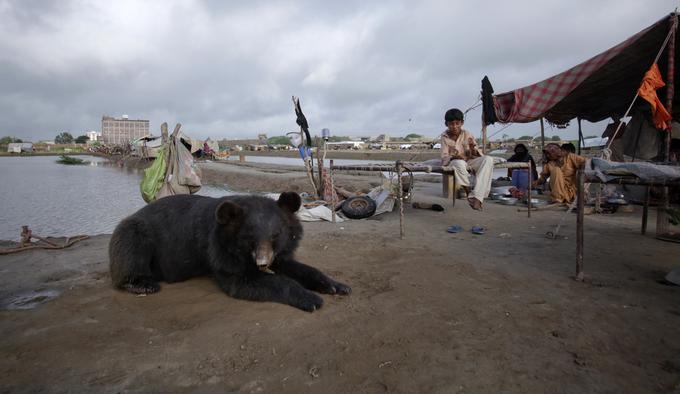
481, 123, 487, 154
642, 186, 650, 235
657, 13, 677, 236
330, 159, 336, 223
577, 118, 583, 155
540, 118, 545, 152
527, 167, 532, 218
397, 160, 405, 239
576, 165, 585, 281
316, 136, 324, 199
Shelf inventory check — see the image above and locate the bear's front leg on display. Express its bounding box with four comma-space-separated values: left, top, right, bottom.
214, 271, 324, 312
271, 259, 351, 295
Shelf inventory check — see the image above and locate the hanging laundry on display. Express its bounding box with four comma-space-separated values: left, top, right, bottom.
637, 63, 672, 130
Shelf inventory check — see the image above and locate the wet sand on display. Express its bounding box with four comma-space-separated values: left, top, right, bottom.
1, 157, 679, 393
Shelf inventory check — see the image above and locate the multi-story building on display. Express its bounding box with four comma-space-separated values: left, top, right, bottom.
101, 115, 149, 145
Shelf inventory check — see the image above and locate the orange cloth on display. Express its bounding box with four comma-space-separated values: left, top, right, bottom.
638, 63, 671, 130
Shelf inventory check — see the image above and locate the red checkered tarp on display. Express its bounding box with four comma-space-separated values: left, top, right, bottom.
490, 13, 678, 125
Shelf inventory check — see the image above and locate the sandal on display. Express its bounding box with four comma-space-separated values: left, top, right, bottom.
447, 225, 463, 233
471, 226, 486, 235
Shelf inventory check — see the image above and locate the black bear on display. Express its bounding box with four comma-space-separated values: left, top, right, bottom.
109, 192, 350, 312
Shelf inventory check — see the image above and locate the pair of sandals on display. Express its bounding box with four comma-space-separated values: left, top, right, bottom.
447, 225, 486, 235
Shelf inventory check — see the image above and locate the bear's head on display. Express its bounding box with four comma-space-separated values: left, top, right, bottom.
214, 192, 303, 270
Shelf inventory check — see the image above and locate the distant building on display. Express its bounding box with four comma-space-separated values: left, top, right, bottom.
101, 115, 149, 145
86, 130, 101, 142
7, 142, 33, 153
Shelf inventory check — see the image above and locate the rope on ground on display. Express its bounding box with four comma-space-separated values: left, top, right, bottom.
0, 226, 89, 255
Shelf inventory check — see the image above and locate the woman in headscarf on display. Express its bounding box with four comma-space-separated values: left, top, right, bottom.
506, 143, 538, 181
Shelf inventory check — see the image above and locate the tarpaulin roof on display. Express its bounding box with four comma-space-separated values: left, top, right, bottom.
486, 13, 679, 125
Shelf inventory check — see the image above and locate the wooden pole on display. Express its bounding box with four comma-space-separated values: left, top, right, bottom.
482, 123, 488, 154
577, 118, 583, 155
540, 118, 545, 152
576, 165, 585, 281
665, 13, 677, 161
397, 160, 405, 239
527, 167, 532, 218
315, 136, 324, 199
642, 186, 650, 235
160, 122, 168, 144
330, 160, 336, 223
657, 13, 677, 236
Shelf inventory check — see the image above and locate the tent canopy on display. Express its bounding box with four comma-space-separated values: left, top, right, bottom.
485, 13, 679, 125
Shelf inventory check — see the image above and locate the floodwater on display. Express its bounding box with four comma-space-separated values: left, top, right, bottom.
0, 154, 522, 240
0, 156, 233, 241
0, 155, 395, 241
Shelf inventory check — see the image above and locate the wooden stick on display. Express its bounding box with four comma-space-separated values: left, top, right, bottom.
330, 160, 336, 223
316, 136, 324, 198
527, 167, 532, 218
481, 123, 487, 154
397, 160, 405, 239
334, 186, 356, 199
576, 165, 585, 281
657, 14, 677, 236
540, 117, 545, 152
516, 203, 568, 212
642, 186, 650, 235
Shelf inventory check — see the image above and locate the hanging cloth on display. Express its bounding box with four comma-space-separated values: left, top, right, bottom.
638, 63, 672, 130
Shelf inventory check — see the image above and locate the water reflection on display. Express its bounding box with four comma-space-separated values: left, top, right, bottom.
0, 156, 233, 240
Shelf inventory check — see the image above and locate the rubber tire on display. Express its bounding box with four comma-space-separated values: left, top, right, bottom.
341, 196, 377, 219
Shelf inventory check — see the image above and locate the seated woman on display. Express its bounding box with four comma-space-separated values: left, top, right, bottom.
531, 143, 586, 203
506, 143, 538, 181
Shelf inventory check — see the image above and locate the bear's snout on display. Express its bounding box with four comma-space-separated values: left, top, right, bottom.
253, 241, 275, 267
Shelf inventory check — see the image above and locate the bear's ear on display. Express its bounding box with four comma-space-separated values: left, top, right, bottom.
277, 192, 301, 213
215, 200, 244, 229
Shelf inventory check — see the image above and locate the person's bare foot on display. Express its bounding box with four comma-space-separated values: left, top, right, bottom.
468, 197, 483, 211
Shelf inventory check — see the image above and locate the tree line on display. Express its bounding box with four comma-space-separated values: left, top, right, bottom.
1, 133, 90, 145
54, 132, 90, 144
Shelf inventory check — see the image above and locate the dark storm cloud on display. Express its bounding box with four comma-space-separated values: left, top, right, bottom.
0, 0, 675, 141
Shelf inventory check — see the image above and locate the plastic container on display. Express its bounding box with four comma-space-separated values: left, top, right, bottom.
511, 169, 530, 191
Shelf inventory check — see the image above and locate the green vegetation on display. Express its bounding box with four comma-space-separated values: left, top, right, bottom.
56, 155, 87, 165
0, 136, 23, 144
267, 136, 291, 145
326, 135, 350, 142
55, 132, 74, 144
404, 133, 423, 141
75, 135, 90, 144
550, 135, 561, 141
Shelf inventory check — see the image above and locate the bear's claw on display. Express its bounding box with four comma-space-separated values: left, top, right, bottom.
333, 282, 352, 295
296, 292, 324, 312
121, 279, 160, 294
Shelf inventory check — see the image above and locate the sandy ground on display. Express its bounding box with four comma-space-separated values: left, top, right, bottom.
1, 159, 680, 393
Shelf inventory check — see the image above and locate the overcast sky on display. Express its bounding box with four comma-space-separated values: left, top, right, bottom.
0, 0, 675, 142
